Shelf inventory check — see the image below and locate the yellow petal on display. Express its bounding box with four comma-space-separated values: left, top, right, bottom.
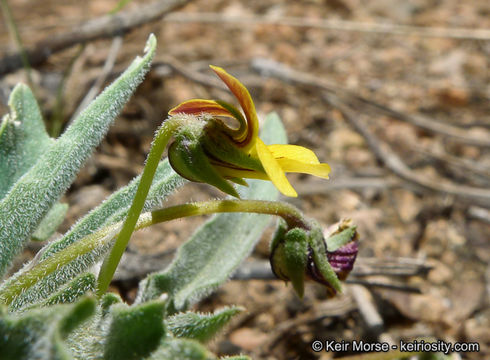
276, 158, 331, 179
169, 99, 233, 117
256, 138, 298, 197
267, 144, 320, 164
210, 65, 259, 151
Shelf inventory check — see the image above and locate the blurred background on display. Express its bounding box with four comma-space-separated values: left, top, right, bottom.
1, 0, 489, 358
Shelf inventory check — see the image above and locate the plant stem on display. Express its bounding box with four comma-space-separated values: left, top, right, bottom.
0, 199, 307, 305
96, 117, 181, 297
150, 199, 308, 229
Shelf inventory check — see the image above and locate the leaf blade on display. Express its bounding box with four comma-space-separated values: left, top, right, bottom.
0, 34, 157, 277
0, 84, 53, 200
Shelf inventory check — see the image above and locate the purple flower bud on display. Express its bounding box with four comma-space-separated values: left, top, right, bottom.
270, 218, 359, 298
327, 241, 358, 280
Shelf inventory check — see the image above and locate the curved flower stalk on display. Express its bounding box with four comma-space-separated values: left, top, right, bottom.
168, 65, 331, 197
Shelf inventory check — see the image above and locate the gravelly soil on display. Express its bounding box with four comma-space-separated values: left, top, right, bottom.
1, 0, 489, 359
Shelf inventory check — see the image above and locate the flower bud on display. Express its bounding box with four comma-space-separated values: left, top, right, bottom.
270, 219, 358, 298
168, 127, 240, 198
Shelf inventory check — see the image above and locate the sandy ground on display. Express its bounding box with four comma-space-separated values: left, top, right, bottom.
1, 0, 489, 358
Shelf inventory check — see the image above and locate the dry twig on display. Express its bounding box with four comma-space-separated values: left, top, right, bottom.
155, 57, 228, 91
349, 285, 384, 337
164, 12, 490, 41
232, 259, 424, 293
413, 147, 490, 186
325, 93, 490, 207
293, 177, 403, 196
69, 36, 123, 124
154, 57, 264, 92
256, 294, 357, 356
251, 60, 490, 206
0, 0, 192, 76
468, 206, 490, 225
251, 58, 490, 148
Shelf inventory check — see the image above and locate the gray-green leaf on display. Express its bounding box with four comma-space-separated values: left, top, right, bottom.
103, 300, 166, 360
0, 84, 53, 200
3, 159, 184, 312
168, 306, 242, 343
0, 297, 95, 360
0, 34, 157, 277
41, 273, 96, 307
32, 203, 69, 242
146, 338, 216, 360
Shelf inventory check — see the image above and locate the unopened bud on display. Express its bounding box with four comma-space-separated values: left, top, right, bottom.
270, 219, 358, 298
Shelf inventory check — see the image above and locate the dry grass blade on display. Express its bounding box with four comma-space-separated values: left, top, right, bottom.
251, 59, 490, 206
164, 12, 490, 40
0, 0, 192, 76
251, 58, 490, 148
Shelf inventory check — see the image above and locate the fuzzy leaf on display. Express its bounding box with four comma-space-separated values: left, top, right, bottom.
100, 293, 123, 316
0, 84, 54, 200
0, 35, 157, 277
168, 306, 242, 343
146, 338, 216, 360
136, 113, 286, 311
103, 300, 166, 360
32, 203, 69, 242
41, 273, 96, 307
0, 297, 95, 360
58, 297, 96, 339
3, 159, 184, 312
41, 159, 184, 260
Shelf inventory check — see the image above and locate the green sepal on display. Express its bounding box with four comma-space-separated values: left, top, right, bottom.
103, 300, 166, 360
167, 306, 242, 343
270, 219, 288, 258
308, 226, 342, 293
202, 122, 264, 172
325, 226, 357, 252
270, 225, 309, 298
228, 177, 248, 187
283, 229, 309, 298
168, 139, 239, 198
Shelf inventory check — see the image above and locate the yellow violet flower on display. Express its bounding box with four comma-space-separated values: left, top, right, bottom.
168, 65, 331, 197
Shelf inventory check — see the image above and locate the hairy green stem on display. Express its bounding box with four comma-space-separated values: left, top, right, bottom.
96, 117, 182, 297
150, 199, 308, 229
0, 199, 306, 306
